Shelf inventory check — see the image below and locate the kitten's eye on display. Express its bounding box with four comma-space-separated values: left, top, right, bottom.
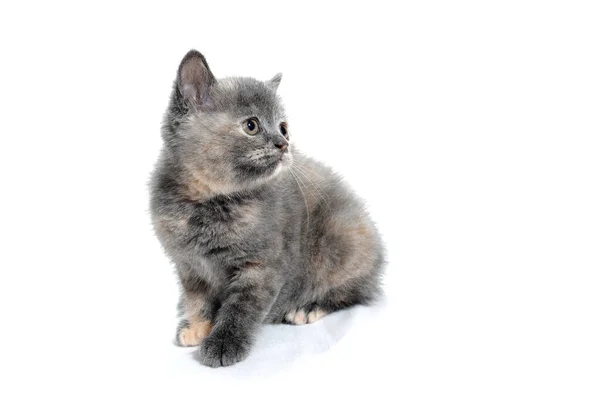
243, 118, 260, 135
280, 122, 288, 138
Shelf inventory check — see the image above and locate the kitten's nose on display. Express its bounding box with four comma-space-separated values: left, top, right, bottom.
275, 142, 288, 152
273, 136, 288, 152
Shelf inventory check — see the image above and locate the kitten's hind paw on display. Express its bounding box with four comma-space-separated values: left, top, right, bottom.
175, 319, 212, 347
285, 305, 328, 325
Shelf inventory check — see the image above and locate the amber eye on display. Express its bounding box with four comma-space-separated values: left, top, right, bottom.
242, 118, 260, 135
280, 122, 288, 138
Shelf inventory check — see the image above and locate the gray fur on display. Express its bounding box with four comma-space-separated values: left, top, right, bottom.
150, 50, 385, 367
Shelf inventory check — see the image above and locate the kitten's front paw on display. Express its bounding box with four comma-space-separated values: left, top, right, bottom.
198, 331, 251, 367
175, 319, 213, 347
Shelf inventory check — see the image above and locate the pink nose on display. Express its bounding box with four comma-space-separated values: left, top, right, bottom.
275, 142, 288, 152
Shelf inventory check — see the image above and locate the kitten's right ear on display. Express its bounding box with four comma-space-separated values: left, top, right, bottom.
266, 73, 282, 91
176, 50, 215, 108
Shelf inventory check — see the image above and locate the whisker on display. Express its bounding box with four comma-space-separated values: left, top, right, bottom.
294, 163, 326, 180
289, 169, 310, 232
291, 165, 325, 205
291, 164, 332, 212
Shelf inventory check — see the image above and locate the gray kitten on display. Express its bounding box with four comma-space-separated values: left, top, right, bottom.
150, 50, 385, 367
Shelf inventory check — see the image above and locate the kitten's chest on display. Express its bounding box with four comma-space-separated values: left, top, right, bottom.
174, 197, 265, 262
153, 191, 273, 287
191, 197, 263, 237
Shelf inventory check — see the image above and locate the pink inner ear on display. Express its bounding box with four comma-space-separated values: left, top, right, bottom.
179, 54, 213, 104
182, 83, 198, 102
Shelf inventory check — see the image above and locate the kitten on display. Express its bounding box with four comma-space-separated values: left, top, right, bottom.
150, 50, 385, 367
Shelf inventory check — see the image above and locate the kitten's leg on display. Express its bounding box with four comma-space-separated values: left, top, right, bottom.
198, 266, 282, 367
290, 210, 384, 325
175, 278, 213, 347
284, 273, 380, 326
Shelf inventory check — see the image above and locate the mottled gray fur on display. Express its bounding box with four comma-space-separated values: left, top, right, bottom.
150, 50, 385, 367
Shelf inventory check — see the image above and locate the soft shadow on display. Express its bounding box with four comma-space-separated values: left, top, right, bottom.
185, 297, 388, 378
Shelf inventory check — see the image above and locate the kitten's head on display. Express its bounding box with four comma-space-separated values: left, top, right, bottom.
163, 50, 291, 197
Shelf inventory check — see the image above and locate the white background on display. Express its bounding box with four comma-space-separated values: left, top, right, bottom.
0, 1, 599, 398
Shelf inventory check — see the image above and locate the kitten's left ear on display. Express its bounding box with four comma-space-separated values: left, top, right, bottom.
266, 73, 282, 91
177, 50, 215, 108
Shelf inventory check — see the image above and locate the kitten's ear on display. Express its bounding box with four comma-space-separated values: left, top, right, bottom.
177, 50, 215, 108
266, 73, 282, 91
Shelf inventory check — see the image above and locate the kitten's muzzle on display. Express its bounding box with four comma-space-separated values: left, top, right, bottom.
276, 142, 289, 161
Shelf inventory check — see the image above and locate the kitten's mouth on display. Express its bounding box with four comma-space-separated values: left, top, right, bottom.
278, 148, 292, 166
264, 150, 291, 177
239, 148, 292, 181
